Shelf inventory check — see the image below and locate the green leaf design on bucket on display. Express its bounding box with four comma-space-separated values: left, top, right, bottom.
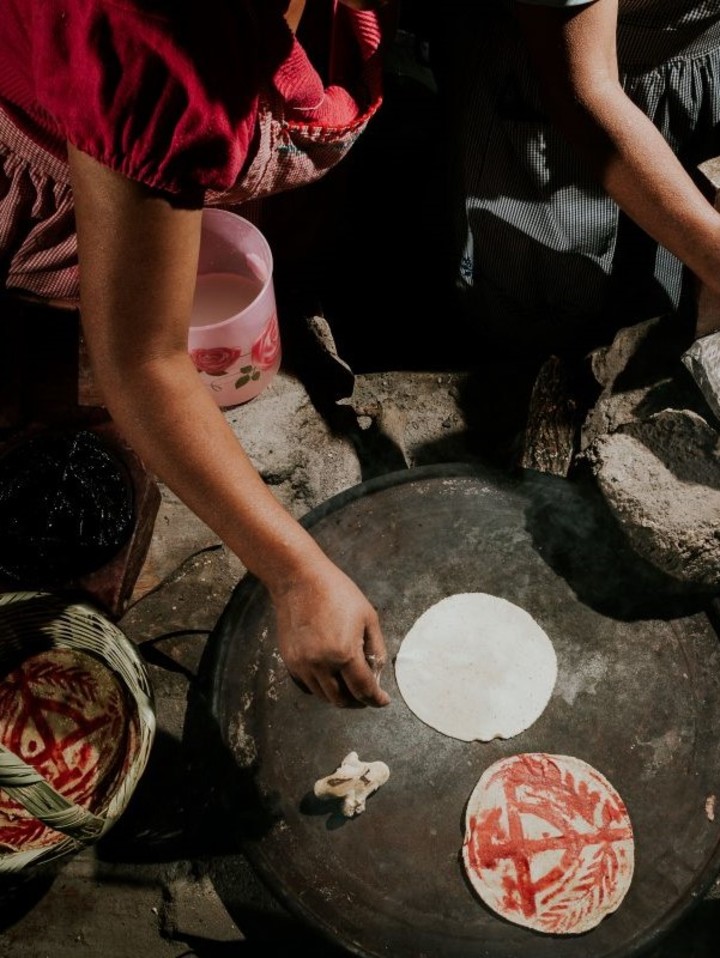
235, 368, 262, 388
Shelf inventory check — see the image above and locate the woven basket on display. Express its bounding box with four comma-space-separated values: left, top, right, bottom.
0, 591, 155, 873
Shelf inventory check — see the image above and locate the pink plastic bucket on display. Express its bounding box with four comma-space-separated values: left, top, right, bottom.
188, 209, 281, 408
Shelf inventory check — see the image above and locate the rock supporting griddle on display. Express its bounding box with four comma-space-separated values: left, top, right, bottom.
682, 334, 720, 425
584, 409, 720, 590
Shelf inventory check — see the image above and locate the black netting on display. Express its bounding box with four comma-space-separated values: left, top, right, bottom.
0, 430, 135, 583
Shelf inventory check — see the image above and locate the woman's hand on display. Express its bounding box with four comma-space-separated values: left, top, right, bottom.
272, 557, 390, 708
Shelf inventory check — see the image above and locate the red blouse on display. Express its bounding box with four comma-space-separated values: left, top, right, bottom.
0, 0, 382, 198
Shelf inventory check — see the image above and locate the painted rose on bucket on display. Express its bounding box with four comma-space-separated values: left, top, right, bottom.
190, 347, 242, 376
251, 314, 280, 370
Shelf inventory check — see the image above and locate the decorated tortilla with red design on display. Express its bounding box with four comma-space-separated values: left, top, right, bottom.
0, 648, 137, 852
462, 753, 634, 935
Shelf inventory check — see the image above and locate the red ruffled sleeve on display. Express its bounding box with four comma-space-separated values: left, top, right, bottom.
29, 0, 266, 197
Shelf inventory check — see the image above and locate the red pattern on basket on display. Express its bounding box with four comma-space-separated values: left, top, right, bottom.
0, 650, 132, 851
464, 754, 633, 934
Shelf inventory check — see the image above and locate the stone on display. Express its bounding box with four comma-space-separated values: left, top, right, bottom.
581, 315, 700, 451
681, 333, 720, 425
225, 372, 362, 517
584, 409, 720, 590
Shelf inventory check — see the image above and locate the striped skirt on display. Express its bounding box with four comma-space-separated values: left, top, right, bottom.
433, 1, 720, 356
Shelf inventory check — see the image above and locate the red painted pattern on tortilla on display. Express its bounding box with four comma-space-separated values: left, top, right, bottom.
462, 753, 634, 934
0, 649, 136, 852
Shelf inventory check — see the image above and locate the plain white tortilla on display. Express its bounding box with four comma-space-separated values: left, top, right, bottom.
394, 593, 557, 741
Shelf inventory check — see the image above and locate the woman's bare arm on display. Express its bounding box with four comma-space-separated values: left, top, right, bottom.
514, 0, 720, 333
68, 143, 389, 708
